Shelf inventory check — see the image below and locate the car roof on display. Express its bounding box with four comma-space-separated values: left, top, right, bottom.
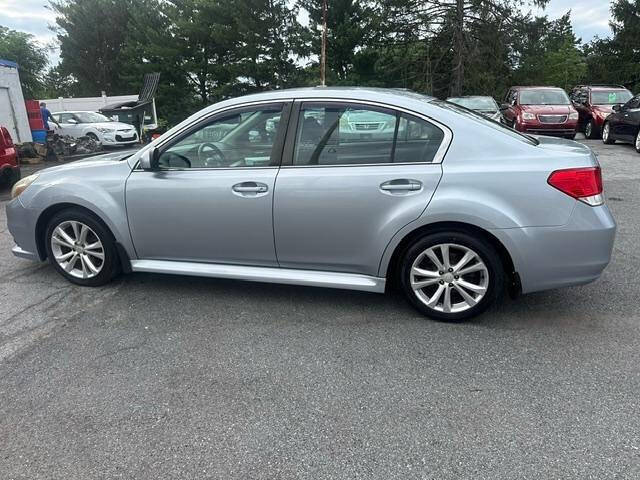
194, 87, 437, 117
446, 95, 495, 99
511, 86, 565, 91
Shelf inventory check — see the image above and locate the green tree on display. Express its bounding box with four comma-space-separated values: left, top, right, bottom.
0, 26, 48, 98
50, 0, 132, 95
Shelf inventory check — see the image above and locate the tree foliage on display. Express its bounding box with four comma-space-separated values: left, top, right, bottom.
0, 27, 48, 98
14, 0, 636, 126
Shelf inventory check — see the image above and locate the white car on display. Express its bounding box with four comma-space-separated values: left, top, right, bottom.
51, 111, 139, 146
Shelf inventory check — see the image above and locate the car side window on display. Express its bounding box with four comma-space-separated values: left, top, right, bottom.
59, 113, 74, 123
157, 104, 285, 169
292, 103, 444, 166
625, 96, 640, 110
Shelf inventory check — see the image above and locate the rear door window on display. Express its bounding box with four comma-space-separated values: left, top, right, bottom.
292, 102, 444, 166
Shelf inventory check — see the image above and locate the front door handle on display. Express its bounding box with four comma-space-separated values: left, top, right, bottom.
232, 182, 268, 196
380, 179, 422, 193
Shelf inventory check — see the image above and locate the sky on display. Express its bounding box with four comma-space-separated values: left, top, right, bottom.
0, 0, 615, 68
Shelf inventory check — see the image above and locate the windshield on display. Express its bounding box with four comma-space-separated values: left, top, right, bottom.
74, 112, 113, 123
591, 90, 632, 105
519, 89, 570, 105
447, 97, 498, 111
432, 100, 538, 146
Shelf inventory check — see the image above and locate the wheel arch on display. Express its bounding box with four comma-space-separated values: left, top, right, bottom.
382, 221, 518, 294
35, 203, 130, 273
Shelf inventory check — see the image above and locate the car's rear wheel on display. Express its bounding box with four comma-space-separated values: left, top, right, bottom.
45, 208, 119, 286
635, 130, 640, 153
399, 232, 504, 322
585, 119, 597, 139
602, 122, 615, 144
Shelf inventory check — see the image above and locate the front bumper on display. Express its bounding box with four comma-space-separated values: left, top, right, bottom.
101, 130, 139, 145
492, 202, 616, 294
517, 119, 578, 136
6, 198, 41, 262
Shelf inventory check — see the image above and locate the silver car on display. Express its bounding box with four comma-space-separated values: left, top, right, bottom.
6, 88, 616, 321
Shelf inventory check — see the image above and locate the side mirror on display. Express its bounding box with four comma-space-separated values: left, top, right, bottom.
612, 104, 621, 112
139, 147, 158, 170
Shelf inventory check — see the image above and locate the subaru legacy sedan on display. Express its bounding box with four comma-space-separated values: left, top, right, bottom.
6, 88, 615, 321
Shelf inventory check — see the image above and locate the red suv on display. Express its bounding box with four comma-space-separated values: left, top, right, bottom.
0, 126, 20, 188
570, 84, 633, 139
501, 86, 579, 139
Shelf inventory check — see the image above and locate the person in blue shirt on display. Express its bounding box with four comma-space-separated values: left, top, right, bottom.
40, 102, 60, 131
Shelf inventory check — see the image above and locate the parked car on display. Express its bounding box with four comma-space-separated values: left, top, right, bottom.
446, 96, 503, 122
6, 87, 615, 321
570, 84, 633, 139
601, 93, 640, 152
51, 111, 139, 146
501, 86, 579, 139
0, 126, 20, 187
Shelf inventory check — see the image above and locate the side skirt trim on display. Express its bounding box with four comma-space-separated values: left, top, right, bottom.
130, 259, 386, 293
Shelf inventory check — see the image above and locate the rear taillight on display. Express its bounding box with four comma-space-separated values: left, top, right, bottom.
547, 167, 603, 206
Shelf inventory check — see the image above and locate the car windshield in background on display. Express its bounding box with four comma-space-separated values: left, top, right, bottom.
432, 100, 538, 146
448, 97, 497, 111
591, 90, 632, 105
519, 89, 570, 105
74, 112, 113, 123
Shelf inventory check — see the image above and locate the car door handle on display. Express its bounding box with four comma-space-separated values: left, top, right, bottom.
380, 179, 422, 192
232, 182, 268, 195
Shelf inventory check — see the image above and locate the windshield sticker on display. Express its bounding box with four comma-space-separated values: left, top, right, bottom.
609, 92, 618, 103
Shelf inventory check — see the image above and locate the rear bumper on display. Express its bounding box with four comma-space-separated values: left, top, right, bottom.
492, 202, 616, 294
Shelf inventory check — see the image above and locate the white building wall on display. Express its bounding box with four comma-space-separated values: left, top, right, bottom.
0, 64, 32, 143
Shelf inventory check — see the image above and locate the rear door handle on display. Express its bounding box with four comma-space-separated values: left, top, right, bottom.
380, 179, 422, 192
232, 182, 268, 196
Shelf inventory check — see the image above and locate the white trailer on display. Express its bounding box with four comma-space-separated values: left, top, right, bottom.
0, 59, 32, 143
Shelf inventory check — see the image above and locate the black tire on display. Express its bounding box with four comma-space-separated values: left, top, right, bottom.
45, 208, 119, 286
86, 132, 99, 141
399, 231, 505, 322
602, 122, 615, 144
1, 167, 20, 187
584, 119, 598, 139
635, 130, 640, 154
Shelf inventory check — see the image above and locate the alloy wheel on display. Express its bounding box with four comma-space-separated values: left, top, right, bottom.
603, 123, 610, 142
410, 243, 489, 314
50, 220, 105, 279
636, 131, 640, 152
585, 121, 592, 139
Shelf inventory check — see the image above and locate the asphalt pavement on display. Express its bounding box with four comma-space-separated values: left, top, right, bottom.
0, 136, 638, 479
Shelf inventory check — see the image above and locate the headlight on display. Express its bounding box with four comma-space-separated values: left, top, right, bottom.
569, 112, 579, 120
10, 174, 39, 199
96, 127, 113, 133
522, 112, 536, 121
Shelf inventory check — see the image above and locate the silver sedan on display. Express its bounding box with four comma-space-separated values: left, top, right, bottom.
5, 87, 616, 321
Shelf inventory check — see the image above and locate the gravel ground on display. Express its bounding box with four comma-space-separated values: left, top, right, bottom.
0, 136, 638, 479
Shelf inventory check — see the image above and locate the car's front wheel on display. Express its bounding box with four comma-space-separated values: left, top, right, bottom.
635, 130, 640, 153
45, 208, 119, 286
399, 232, 504, 322
602, 122, 615, 144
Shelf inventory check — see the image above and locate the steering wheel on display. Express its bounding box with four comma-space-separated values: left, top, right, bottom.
197, 142, 226, 167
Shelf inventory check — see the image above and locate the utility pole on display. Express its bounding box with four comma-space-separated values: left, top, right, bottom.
320, 0, 327, 86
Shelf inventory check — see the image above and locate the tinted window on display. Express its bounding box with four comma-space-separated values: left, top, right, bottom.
592, 90, 633, 105
293, 103, 444, 166
294, 104, 396, 166
519, 89, 570, 105
394, 114, 445, 163
624, 96, 640, 110
158, 104, 284, 169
